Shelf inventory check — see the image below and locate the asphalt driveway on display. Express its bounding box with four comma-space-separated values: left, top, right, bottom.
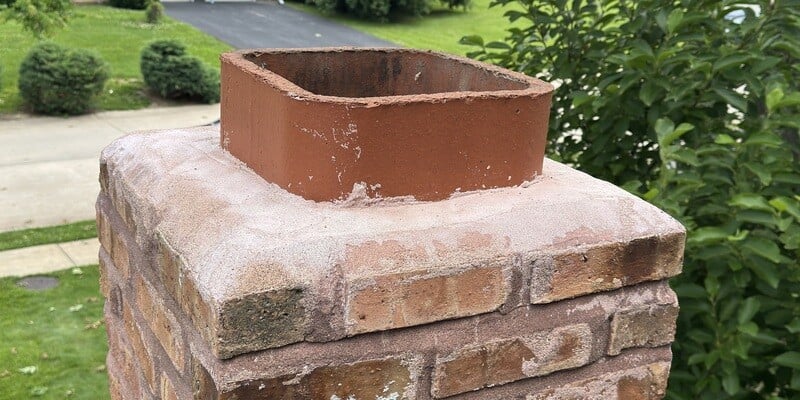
163, 1, 396, 49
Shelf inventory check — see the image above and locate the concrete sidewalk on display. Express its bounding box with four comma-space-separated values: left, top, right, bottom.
0, 104, 219, 232
0, 238, 100, 278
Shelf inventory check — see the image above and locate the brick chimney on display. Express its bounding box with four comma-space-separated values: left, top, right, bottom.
98, 48, 683, 399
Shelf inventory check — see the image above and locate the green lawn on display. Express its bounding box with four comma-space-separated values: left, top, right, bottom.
0, 266, 108, 400
0, 5, 232, 114
288, 0, 520, 56
0, 220, 98, 252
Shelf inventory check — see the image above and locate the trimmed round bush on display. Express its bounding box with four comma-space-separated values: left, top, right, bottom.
140, 40, 220, 104
145, 1, 164, 24
309, 0, 429, 20
18, 42, 108, 115
109, 0, 148, 10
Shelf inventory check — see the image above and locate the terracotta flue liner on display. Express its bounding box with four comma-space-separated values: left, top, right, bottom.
220, 47, 553, 202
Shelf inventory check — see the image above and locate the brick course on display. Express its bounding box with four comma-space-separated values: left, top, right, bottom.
98, 127, 684, 400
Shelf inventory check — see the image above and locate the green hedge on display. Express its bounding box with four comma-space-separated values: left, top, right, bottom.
465, 1, 800, 398
108, 0, 148, 10
18, 42, 108, 115
140, 40, 219, 104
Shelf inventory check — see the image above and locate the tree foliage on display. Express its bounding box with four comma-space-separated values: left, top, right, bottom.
464, 0, 800, 398
2, 0, 71, 38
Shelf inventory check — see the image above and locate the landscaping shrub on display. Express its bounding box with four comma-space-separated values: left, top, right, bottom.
308, 0, 430, 21
438, 0, 468, 10
140, 40, 219, 103
465, 1, 800, 399
145, 0, 164, 24
108, 0, 147, 10
18, 42, 108, 115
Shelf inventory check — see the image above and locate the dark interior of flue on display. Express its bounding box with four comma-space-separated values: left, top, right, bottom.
244, 50, 528, 98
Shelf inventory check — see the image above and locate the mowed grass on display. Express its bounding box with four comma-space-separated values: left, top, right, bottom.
0, 266, 108, 400
288, 0, 521, 55
0, 220, 97, 252
0, 5, 232, 114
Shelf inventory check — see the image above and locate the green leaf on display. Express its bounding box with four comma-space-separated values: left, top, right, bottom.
744, 131, 783, 147
459, 35, 484, 47
786, 318, 800, 334
655, 118, 675, 144
571, 91, 594, 108
777, 92, 800, 108
737, 297, 760, 324
713, 53, 751, 72
667, 9, 684, 33
674, 283, 707, 299
485, 41, 511, 50
769, 197, 800, 221
689, 227, 729, 244
742, 236, 783, 264
662, 123, 694, 147
722, 372, 741, 395
712, 87, 748, 111
774, 352, 800, 370
639, 80, 661, 106
715, 134, 735, 144
687, 352, 707, 365
737, 321, 758, 336
766, 87, 784, 112
729, 193, 773, 212
746, 254, 781, 289
742, 162, 772, 186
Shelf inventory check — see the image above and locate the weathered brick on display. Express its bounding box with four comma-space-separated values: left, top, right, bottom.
527, 361, 670, 400
220, 356, 417, 400
178, 271, 215, 346
99, 160, 109, 194
432, 324, 593, 398
531, 233, 685, 304
96, 202, 112, 255
122, 302, 158, 393
608, 304, 679, 356
161, 373, 179, 400
155, 232, 182, 304
347, 265, 507, 335
112, 187, 138, 238
134, 275, 186, 371
106, 313, 144, 400
98, 247, 112, 298
217, 287, 306, 359
110, 226, 131, 279
192, 359, 218, 400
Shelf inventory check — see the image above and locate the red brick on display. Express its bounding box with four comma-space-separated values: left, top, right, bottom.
219, 356, 417, 400
346, 265, 507, 335
156, 232, 182, 304
192, 359, 219, 400
217, 288, 306, 359
122, 303, 158, 393
526, 361, 670, 400
99, 160, 109, 194
608, 304, 679, 356
161, 373, 179, 400
110, 226, 131, 279
432, 324, 593, 398
106, 313, 144, 400
96, 202, 112, 256
134, 275, 186, 371
531, 233, 685, 304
